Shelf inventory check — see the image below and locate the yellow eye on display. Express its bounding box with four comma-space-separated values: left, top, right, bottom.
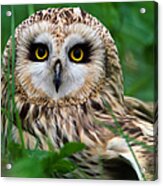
70, 47, 84, 62
35, 47, 48, 61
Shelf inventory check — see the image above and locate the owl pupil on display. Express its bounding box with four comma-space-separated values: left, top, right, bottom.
74, 48, 81, 58
38, 47, 45, 57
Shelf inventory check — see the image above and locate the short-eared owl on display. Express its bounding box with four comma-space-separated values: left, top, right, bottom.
2, 7, 156, 180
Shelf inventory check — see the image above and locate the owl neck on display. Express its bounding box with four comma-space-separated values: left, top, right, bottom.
13, 81, 126, 150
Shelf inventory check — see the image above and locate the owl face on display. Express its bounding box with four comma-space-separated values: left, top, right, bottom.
15, 9, 106, 101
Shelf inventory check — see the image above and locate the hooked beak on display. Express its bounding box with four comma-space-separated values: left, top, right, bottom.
53, 60, 62, 93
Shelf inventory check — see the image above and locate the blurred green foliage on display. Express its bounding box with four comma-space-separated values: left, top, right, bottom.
1, 2, 157, 101
2, 142, 86, 177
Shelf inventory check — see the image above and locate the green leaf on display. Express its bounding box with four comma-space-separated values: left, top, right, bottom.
53, 159, 76, 174
27, 149, 58, 160
7, 157, 45, 178
60, 142, 86, 158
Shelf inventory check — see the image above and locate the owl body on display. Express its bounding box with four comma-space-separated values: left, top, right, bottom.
1, 8, 156, 180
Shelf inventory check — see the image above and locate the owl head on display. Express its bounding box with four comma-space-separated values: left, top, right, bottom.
3, 8, 123, 105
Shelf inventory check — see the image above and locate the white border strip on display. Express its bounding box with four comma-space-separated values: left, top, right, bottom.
0, 0, 153, 5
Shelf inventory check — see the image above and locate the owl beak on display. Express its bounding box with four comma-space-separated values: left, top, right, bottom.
53, 60, 62, 93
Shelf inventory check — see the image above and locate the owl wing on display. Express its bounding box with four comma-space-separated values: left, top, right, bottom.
100, 136, 143, 180
124, 96, 155, 123
97, 96, 157, 180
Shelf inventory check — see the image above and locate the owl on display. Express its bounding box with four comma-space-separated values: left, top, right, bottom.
1, 7, 156, 180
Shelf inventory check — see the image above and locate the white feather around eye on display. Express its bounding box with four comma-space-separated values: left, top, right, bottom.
62, 23, 105, 81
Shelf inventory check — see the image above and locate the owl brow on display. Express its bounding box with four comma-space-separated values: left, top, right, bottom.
70, 42, 92, 51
